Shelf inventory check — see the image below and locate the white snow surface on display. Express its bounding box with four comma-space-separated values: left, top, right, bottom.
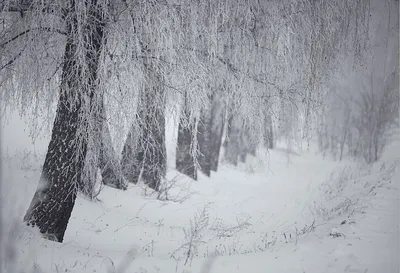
1, 114, 399, 273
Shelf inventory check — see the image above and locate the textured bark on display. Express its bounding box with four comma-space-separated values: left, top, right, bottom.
176, 104, 197, 180
197, 108, 212, 177
140, 88, 167, 191
264, 114, 274, 149
23, 91, 84, 242
23, 0, 105, 243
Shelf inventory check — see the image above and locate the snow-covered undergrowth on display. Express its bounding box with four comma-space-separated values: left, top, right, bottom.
1, 127, 399, 273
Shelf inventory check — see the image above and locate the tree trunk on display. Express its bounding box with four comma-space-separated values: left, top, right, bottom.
121, 80, 166, 191
197, 107, 212, 177
239, 151, 247, 163
248, 138, 258, 156
140, 87, 167, 191
23, 0, 105, 243
238, 129, 248, 163
264, 114, 274, 149
224, 115, 241, 166
98, 105, 127, 190
209, 93, 225, 172
80, 99, 127, 198
121, 124, 143, 185
176, 99, 197, 180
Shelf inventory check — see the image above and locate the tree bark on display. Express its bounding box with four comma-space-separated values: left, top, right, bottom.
23, 0, 105, 243
264, 114, 274, 149
197, 107, 212, 177
140, 87, 167, 191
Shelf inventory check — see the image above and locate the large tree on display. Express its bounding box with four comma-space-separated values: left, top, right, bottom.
20, 0, 107, 242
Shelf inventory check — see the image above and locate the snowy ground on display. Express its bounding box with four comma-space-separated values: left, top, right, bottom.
1, 115, 399, 273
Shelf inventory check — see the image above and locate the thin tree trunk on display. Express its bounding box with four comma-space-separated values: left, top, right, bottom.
238, 129, 248, 163
140, 87, 167, 191
197, 107, 212, 177
264, 114, 274, 149
23, 0, 105, 242
98, 106, 127, 190
176, 98, 197, 180
80, 99, 127, 198
224, 115, 241, 166
121, 80, 166, 191
239, 151, 247, 163
121, 124, 143, 185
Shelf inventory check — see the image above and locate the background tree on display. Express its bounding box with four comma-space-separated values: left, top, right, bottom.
209, 90, 225, 172
316, 0, 399, 163
176, 93, 198, 180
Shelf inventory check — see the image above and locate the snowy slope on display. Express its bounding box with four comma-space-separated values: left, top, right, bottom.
1, 116, 399, 273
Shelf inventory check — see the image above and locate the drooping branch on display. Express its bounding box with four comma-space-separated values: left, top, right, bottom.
1, 1, 67, 17
0, 49, 24, 71
182, 47, 284, 93
0, 27, 67, 49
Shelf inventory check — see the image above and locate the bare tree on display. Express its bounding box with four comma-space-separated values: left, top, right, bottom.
317, 0, 399, 163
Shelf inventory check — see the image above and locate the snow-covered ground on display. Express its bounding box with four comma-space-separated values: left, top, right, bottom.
1, 114, 399, 273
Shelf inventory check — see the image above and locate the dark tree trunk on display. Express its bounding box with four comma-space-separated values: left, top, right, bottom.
176, 91, 224, 178
23, 0, 105, 243
264, 114, 274, 149
197, 107, 212, 177
176, 100, 197, 180
209, 93, 225, 172
197, 91, 226, 176
140, 88, 167, 191
238, 130, 248, 163
23, 91, 85, 243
